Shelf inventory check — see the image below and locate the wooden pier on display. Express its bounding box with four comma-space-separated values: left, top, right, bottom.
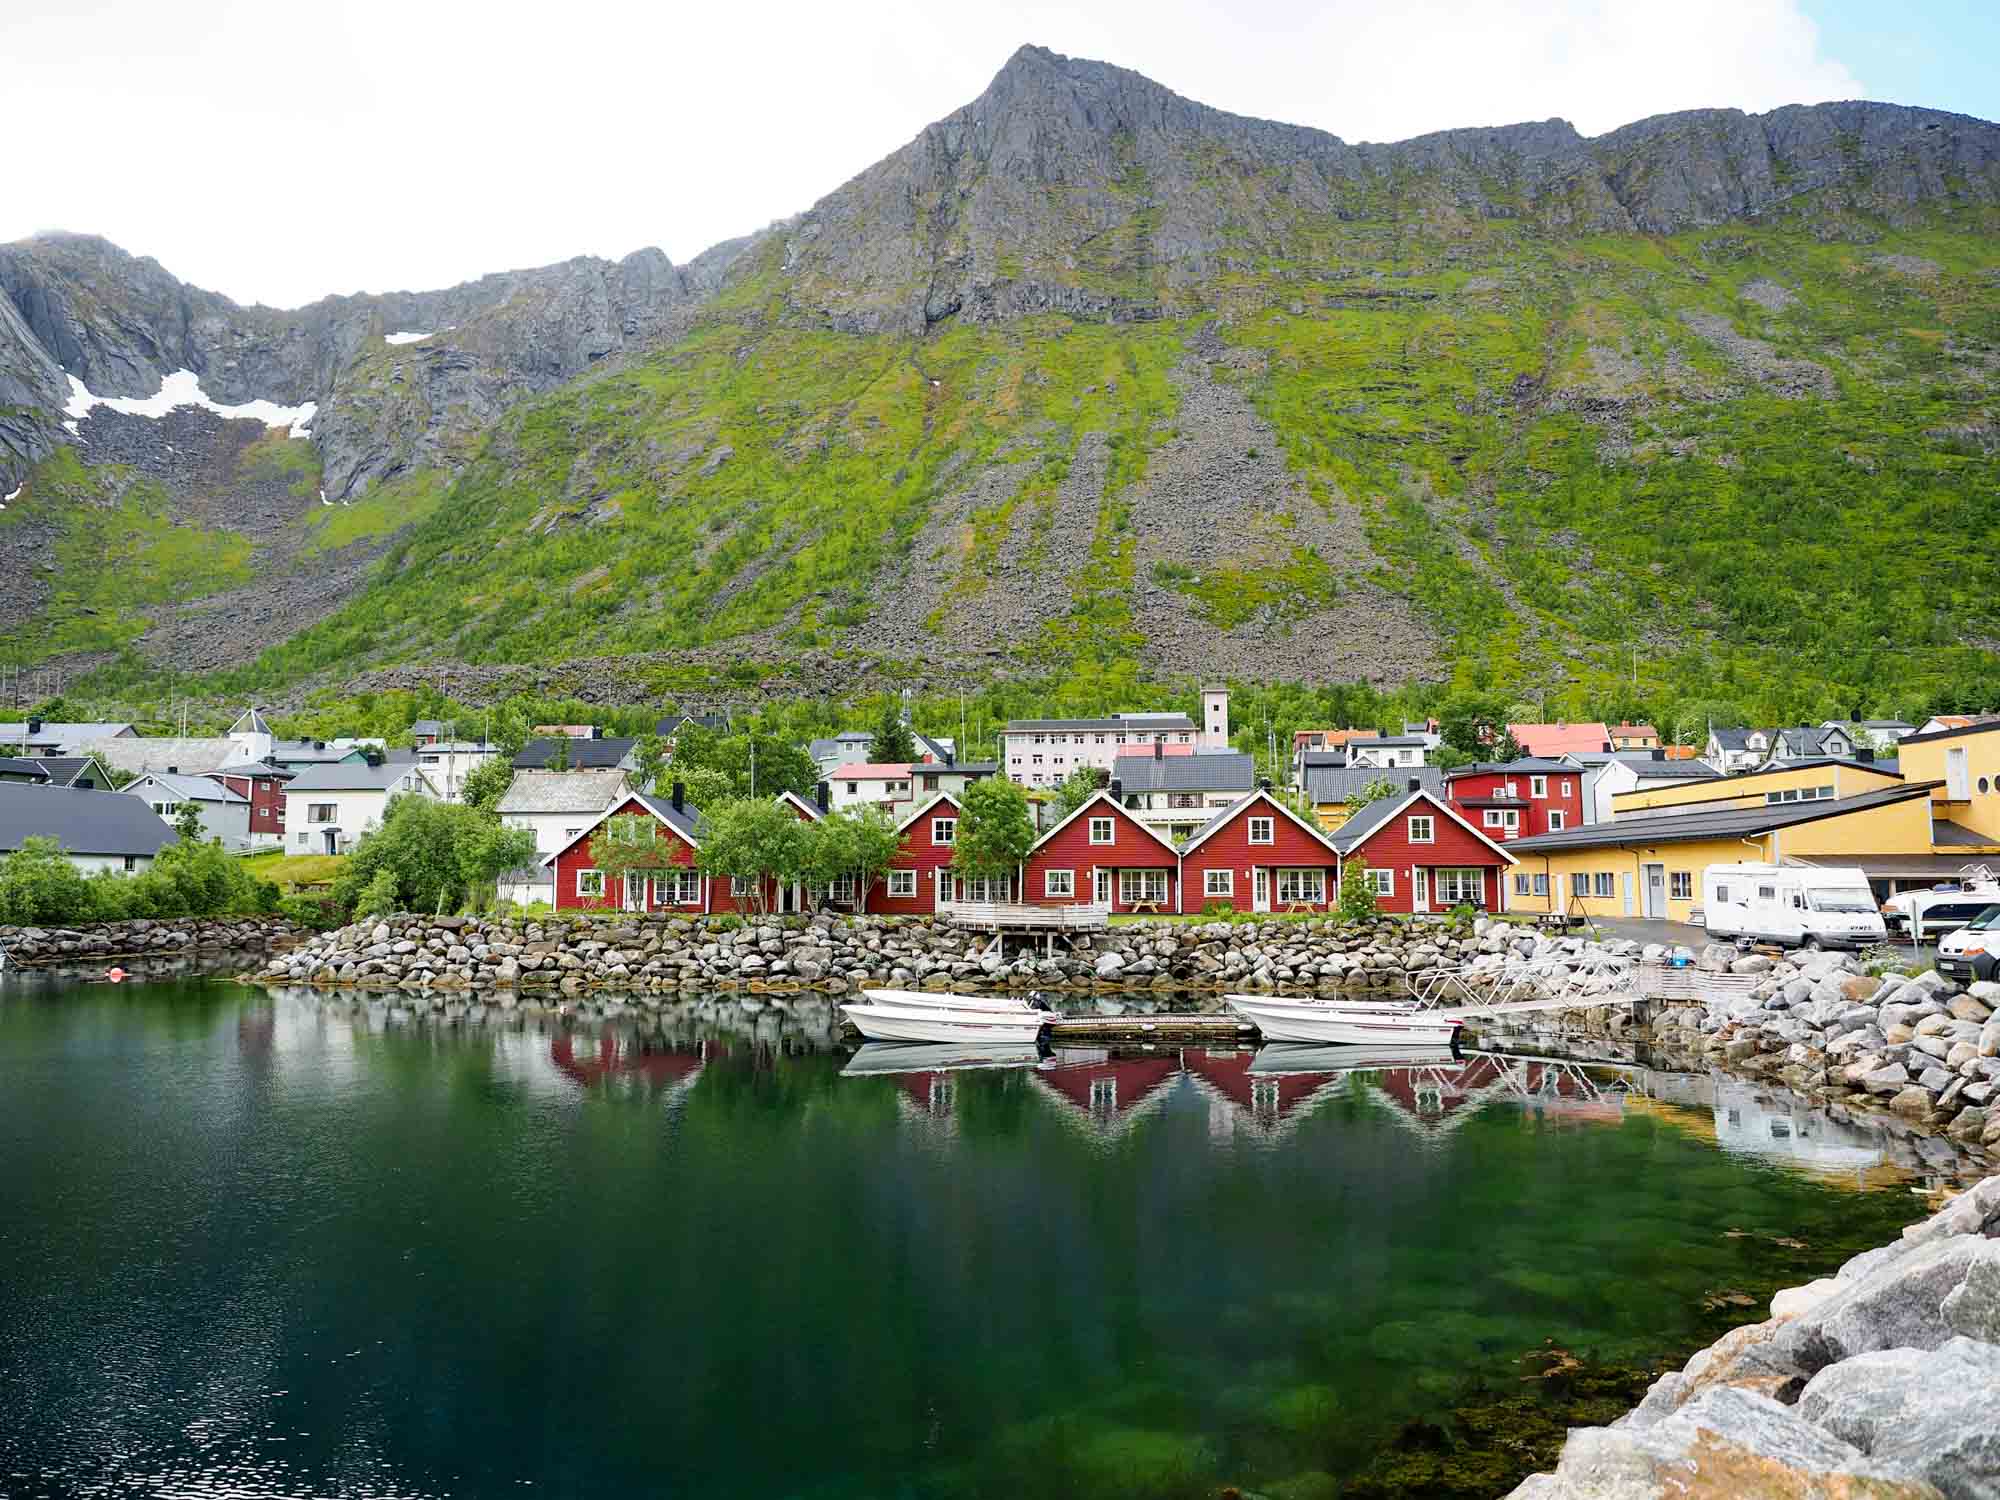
1046, 1013, 1257, 1044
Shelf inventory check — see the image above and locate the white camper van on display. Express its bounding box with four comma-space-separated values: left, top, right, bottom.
1701, 863, 1886, 950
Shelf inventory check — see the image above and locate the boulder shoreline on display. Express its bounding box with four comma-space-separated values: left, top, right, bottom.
1505, 1174, 2000, 1499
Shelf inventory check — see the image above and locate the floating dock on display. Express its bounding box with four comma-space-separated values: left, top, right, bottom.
1046, 1013, 1258, 1044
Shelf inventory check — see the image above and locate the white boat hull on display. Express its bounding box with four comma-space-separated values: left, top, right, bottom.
1226, 998, 1462, 1046
841, 1041, 1044, 1076
1224, 993, 1416, 1013
841, 1003, 1051, 1045
863, 987, 1039, 1012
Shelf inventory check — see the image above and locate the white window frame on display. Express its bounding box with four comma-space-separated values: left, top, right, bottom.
1434, 867, 1484, 905
827, 874, 856, 905
1204, 868, 1233, 897
1533, 873, 1549, 896
1118, 868, 1168, 905
1407, 814, 1434, 844
1365, 868, 1394, 897
1530, 775, 1548, 798
1670, 870, 1693, 900
1043, 868, 1075, 899
1088, 816, 1115, 845
1560, 781, 1572, 799
1546, 810, 1566, 831
730, 875, 753, 898
1276, 868, 1324, 904
1593, 871, 1615, 898
887, 869, 917, 899
575, 869, 604, 898
1248, 816, 1275, 845
932, 817, 956, 845
1514, 873, 1532, 896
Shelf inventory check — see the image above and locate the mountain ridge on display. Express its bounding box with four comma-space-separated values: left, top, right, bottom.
0, 45, 1996, 716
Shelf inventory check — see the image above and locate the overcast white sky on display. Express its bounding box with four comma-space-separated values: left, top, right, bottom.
0, 0, 1888, 308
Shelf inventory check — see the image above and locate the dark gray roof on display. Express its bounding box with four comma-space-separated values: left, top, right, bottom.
1708, 728, 1758, 751
1933, 820, 1992, 848
126, 771, 246, 804
658, 712, 730, 736
1304, 762, 1441, 805
267, 740, 367, 766
1006, 715, 1196, 733
917, 760, 999, 776
1, 755, 108, 787
284, 761, 438, 794
1327, 792, 1418, 853
512, 736, 636, 770
1630, 760, 1725, 780
1346, 735, 1430, 748
1112, 751, 1255, 794
410, 719, 444, 737
1443, 758, 1576, 777
1510, 782, 1938, 853
0, 782, 177, 858
216, 760, 295, 780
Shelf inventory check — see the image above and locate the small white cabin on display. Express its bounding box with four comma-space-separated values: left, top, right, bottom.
1701, 863, 1884, 951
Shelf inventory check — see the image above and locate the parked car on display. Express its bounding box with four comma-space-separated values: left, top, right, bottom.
1701, 863, 1886, 951
1935, 905, 2000, 983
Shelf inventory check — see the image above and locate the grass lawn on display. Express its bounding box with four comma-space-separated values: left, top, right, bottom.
240, 851, 347, 889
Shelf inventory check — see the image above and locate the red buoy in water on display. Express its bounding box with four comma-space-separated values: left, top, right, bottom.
105, 967, 128, 983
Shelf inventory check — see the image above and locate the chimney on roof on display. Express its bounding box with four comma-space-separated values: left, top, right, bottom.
1154, 740, 1163, 761
167, 765, 177, 775
314, 740, 325, 750
671, 780, 685, 813
1258, 777, 1272, 792
1108, 777, 1121, 799
26, 717, 41, 735
1652, 748, 1664, 761
815, 779, 830, 812
1407, 777, 1422, 792
945, 750, 955, 768
1856, 747, 1875, 763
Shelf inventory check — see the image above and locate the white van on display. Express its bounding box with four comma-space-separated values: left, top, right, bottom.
1882, 872, 2000, 941
1701, 863, 1886, 950
1936, 905, 2000, 983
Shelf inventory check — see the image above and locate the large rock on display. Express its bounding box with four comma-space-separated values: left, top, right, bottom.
1775, 1236, 2000, 1374
1797, 1339, 2000, 1500
1507, 1386, 1943, 1499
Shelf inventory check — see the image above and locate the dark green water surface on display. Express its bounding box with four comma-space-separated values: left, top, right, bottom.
0, 980, 1941, 1499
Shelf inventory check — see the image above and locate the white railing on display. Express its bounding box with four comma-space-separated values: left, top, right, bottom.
1411, 950, 1638, 1012
942, 901, 1112, 931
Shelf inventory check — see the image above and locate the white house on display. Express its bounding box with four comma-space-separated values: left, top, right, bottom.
414, 739, 506, 802
1824, 719, 1917, 754
1759, 724, 1857, 769
0, 782, 175, 874
1565, 752, 1722, 824
1343, 735, 1430, 769
123, 771, 252, 851
1000, 689, 1229, 788
1111, 748, 1257, 842
1704, 728, 1771, 774
283, 758, 441, 855
495, 768, 632, 878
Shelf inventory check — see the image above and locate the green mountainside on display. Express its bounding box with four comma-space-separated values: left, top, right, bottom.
2, 46, 1997, 726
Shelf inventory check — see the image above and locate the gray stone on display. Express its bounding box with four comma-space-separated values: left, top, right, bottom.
1862, 1062, 1912, 1094
1778, 1236, 2000, 1374
1798, 1338, 2000, 1500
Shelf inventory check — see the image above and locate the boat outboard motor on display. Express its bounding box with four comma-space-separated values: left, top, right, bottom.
1036, 1021, 1055, 1056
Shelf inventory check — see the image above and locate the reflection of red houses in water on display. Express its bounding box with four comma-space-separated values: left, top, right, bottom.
548, 1033, 715, 1091
1181, 1048, 1344, 1132
1030, 1050, 1184, 1133
1368, 1055, 1624, 1136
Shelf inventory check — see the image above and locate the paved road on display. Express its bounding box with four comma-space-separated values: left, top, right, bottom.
1553, 915, 1710, 949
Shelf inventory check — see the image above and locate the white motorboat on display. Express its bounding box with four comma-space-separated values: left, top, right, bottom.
841, 1041, 1045, 1077
1247, 1043, 1464, 1075
1226, 997, 1463, 1046
862, 987, 1046, 1013
1224, 993, 1416, 1014
840, 1002, 1051, 1045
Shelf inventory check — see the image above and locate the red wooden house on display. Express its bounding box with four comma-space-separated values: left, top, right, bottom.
1176, 789, 1343, 914
1441, 759, 1581, 842
866, 792, 965, 916
208, 761, 292, 841
1326, 785, 1515, 915
544, 786, 821, 915
1021, 790, 1180, 914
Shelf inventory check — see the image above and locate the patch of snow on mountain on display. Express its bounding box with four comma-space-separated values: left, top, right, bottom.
383, 331, 433, 345
63, 371, 316, 438
2, 484, 19, 505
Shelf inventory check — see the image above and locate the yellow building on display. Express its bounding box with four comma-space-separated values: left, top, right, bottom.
1610, 760, 1902, 819
1503, 779, 2000, 923
1300, 764, 1441, 834
1896, 720, 2000, 844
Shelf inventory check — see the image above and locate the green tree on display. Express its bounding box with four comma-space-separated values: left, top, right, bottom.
330, 796, 534, 916
0, 837, 97, 924
661, 764, 733, 810
693, 797, 809, 914
1356, 774, 1398, 807
358, 868, 402, 917
1051, 765, 1103, 820
1337, 854, 1380, 924
1437, 693, 1510, 762
585, 813, 683, 904
868, 700, 918, 764
952, 776, 1035, 885
460, 755, 514, 813
631, 733, 669, 794
172, 800, 205, 844
547, 734, 572, 772
802, 806, 904, 909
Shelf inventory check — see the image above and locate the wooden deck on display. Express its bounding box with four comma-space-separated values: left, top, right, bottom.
1047, 1013, 1257, 1042
944, 901, 1111, 933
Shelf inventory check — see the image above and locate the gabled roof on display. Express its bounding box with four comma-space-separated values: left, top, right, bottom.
409, 718, 444, 737
284, 761, 439, 794
1609, 723, 1658, 737
1506, 722, 1611, 756
512, 736, 636, 770
78, 736, 247, 776
1112, 750, 1255, 794
894, 790, 964, 833
4, 755, 112, 788
495, 767, 630, 816
538, 790, 702, 867
1442, 758, 1578, 778
1708, 727, 1760, 751
1327, 789, 1517, 863
0, 721, 136, 749
1581, 755, 1721, 780
1181, 789, 1343, 859
1510, 782, 1940, 853
658, 712, 730, 735
229, 708, 274, 736
1302, 763, 1442, 805
1902, 717, 2000, 747
775, 790, 823, 821
210, 759, 294, 781
1028, 789, 1180, 858
0, 782, 176, 858
126, 771, 247, 804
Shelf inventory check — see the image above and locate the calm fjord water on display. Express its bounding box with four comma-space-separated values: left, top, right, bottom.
0, 980, 1929, 1499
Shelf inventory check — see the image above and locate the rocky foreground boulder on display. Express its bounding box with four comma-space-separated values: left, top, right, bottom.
1507, 1176, 2000, 1499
